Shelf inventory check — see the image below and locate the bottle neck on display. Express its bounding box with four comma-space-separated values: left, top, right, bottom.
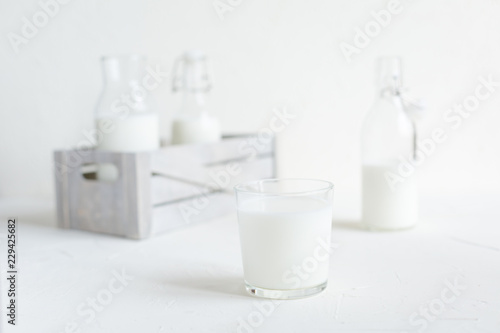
97, 56, 151, 116
101, 56, 145, 89
379, 84, 406, 112
378, 74, 403, 94
375, 57, 402, 99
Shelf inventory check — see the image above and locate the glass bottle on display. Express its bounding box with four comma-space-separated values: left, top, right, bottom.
95, 55, 159, 181
361, 56, 418, 230
171, 50, 221, 145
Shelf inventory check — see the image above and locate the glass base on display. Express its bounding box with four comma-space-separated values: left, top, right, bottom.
245, 281, 327, 300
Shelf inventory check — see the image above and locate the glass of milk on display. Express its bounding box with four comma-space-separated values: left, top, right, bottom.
234, 179, 334, 299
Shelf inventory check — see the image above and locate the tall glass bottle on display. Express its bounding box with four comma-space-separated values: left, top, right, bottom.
171, 50, 221, 145
95, 55, 159, 181
361, 57, 418, 230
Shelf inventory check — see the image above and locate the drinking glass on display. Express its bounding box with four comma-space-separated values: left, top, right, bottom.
234, 179, 334, 299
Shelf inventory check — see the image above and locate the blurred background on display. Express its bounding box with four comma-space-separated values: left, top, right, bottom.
1, 0, 499, 218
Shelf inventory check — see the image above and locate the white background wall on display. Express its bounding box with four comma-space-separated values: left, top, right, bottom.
1, 0, 500, 214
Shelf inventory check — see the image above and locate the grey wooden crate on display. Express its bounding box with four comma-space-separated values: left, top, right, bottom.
54, 135, 275, 239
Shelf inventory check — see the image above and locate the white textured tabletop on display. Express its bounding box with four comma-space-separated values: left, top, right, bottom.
0, 194, 499, 333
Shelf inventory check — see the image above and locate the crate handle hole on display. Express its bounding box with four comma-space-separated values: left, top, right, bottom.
81, 163, 119, 182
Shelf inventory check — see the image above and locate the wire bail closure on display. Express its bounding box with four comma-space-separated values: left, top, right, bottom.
172, 53, 212, 93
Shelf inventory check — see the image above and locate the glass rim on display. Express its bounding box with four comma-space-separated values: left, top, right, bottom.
234, 178, 334, 196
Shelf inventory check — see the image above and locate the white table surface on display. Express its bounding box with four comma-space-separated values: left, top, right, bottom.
0, 194, 499, 333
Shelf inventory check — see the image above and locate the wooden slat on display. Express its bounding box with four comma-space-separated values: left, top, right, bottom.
151, 175, 211, 206
150, 135, 275, 188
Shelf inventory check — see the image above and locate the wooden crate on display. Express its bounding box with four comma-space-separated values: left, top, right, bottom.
54, 135, 275, 239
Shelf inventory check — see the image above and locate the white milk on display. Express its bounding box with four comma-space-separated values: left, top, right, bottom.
237, 196, 332, 290
96, 113, 159, 181
171, 115, 220, 145
362, 164, 418, 230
